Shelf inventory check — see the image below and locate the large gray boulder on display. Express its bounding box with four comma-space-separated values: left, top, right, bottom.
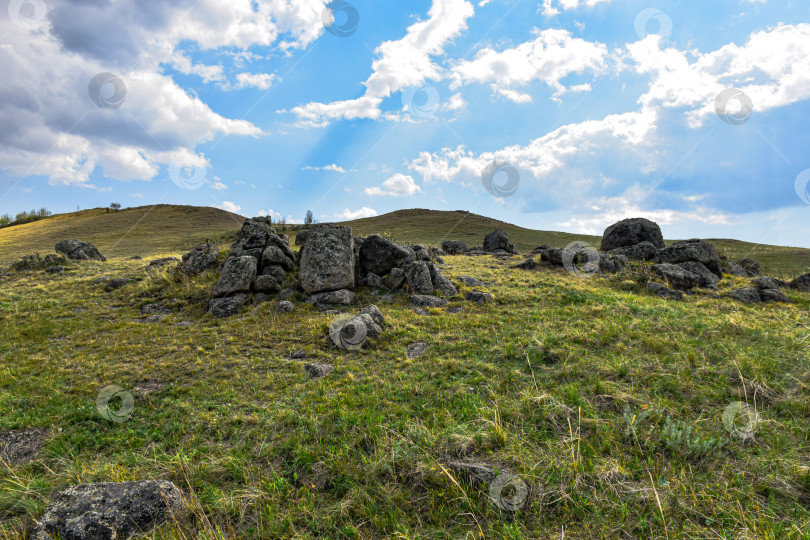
441, 240, 468, 255
177, 241, 219, 275
54, 240, 106, 262
651, 263, 702, 290
600, 218, 665, 251
383, 267, 406, 290
607, 241, 658, 261
654, 239, 722, 276
790, 273, 810, 292
299, 225, 355, 294
404, 261, 434, 295
33, 480, 184, 540
213, 256, 257, 297
427, 262, 458, 296
209, 294, 248, 317
359, 235, 410, 276
726, 287, 762, 304
676, 261, 719, 289
483, 229, 516, 253
410, 295, 448, 308
737, 258, 761, 276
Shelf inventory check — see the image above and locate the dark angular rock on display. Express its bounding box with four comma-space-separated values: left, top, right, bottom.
295, 230, 310, 246
752, 277, 781, 290
442, 240, 468, 255
600, 218, 665, 251
33, 480, 184, 540
146, 257, 179, 272
177, 242, 220, 275
607, 241, 658, 261
230, 218, 275, 256
209, 294, 248, 317
541, 247, 564, 267
790, 273, 810, 292
0, 428, 49, 464
276, 300, 295, 313
737, 258, 761, 276
759, 288, 792, 303
104, 277, 135, 291
727, 287, 761, 304
676, 261, 719, 288
599, 253, 629, 274
651, 263, 702, 290
513, 258, 537, 271
308, 289, 355, 307
359, 305, 385, 327
646, 282, 683, 300
465, 291, 493, 303
46, 265, 64, 274
299, 225, 355, 295
410, 295, 448, 308
359, 235, 410, 276
279, 288, 296, 301
427, 262, 458, 296
723, 261, 753, 277
254, 275, 281, 293
262, 264, 287, 284
383, 267, 406, 290
362, 273, 385, 288
458, 276, 486, 287
55, 239, 106, 261
213, 256, 257, 297
654, 239, 722, 276
483, 229, 516, 253
404, 261, 434, 295
305, 363, 334, 378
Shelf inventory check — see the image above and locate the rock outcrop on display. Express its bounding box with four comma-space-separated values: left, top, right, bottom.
54, 240, 106, 261
600, 218, 665, 252
299, 225, 355, 295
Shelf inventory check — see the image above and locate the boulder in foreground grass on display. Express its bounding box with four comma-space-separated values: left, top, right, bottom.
607, 241, 658, 261
0, 428, 49, 464
209, 294, 248, 318
646, 282, 684, 300
651, 263, 702, 290
790, 273, 810, 292
213, 256, 257, 297
466, 291, 493, 303
54, 240, 106, 262
600, 218, 664, 251
441, 240, 468, 255
483, 229, 517, 254
654, 239, 722, 276
33, 480, 184, 540
410, 295, 448, 308
177, 241, 220, 276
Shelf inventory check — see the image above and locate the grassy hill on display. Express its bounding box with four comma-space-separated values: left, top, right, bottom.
0, 205, 243, 265
0, 207, 809, 538
2, 206, 808, 278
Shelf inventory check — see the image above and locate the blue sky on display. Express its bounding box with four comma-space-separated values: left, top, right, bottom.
2, 0, 810, 246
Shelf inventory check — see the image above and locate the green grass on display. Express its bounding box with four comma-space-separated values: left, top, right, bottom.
1, 233, 809, 538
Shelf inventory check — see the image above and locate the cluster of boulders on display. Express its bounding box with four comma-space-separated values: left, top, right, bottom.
208, 218, 295, 317
54, 239, 106, 262
441, 228, 517, 256
9, 239, 106, 273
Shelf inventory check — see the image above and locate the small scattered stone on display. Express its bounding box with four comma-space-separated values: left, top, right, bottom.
406, 342, 428, 358
0, 428, 49, 464
410, 295, 448, 308
279, 288, 296, 300
447, 306, 464, 314
304, 363, 334, 378
46, 265, 64, 274
727, 287, 761, 304
646, 282, 683, 300
289, 350, 307, 359
209, 294, 247, 318
752, 277, 781, 290
276, 300, 295, 313
174, 320, 194, 327
465, 291, 493, 303
104, 277, 135, 291
759, 288, 793, 303
458, 276, 486, 287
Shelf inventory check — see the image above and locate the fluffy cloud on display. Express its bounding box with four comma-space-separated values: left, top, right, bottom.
335, 207, 378, 219
215, 201, 242, 213
450, 28, 608, 99
302, 164, 349, 173
0, 0, 327, 185
289, 0, 475, 126
364, 174, 423, 196
540, 0, 615, 17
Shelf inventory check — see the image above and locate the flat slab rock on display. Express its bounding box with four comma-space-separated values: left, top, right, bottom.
0, 428, 49, 464
409, 295, 448, 308
33, 480, 184, 540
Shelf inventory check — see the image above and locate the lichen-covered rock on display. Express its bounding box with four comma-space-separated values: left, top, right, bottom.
651, 263, 702, 290
262, 246, 294, 272
790, 273, 810, 292
209, 294, 248, 317
427, 262, 458, 296
607, 241, 658, 261
759, 288, 792, 303
599, 253, 629, 274
54, 240, 106, 262
383, 268, 406, 290
253, 275, 281, 293
465, 291, 493, 303
177, 242, 220, 275
410, 295, 448, 308
646, 282, 683, 300
600, 218, 665, 251
751, 277, 782, 290
458, 276, 486, 287
723, 261, 753, 277
307, 289, 355, 308
737, 258, 761, 276
442, 240, 468, 255
404, 261, 434, 295
299, 225, 355, 295
213, 256, 257, 297
32, 480, 184, 540
675, 261, 719, 289
359, 235, 410, 276
727, 287, 762, 304
276, 301, 295, 313
483, 229, 516, 253
654, 239, 722, 276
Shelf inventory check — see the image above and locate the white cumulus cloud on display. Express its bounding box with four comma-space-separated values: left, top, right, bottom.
364, 173, 423, 196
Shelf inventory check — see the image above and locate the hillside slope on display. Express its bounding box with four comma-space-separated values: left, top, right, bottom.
1, 206, 807, 277
0, 205, 243, 264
